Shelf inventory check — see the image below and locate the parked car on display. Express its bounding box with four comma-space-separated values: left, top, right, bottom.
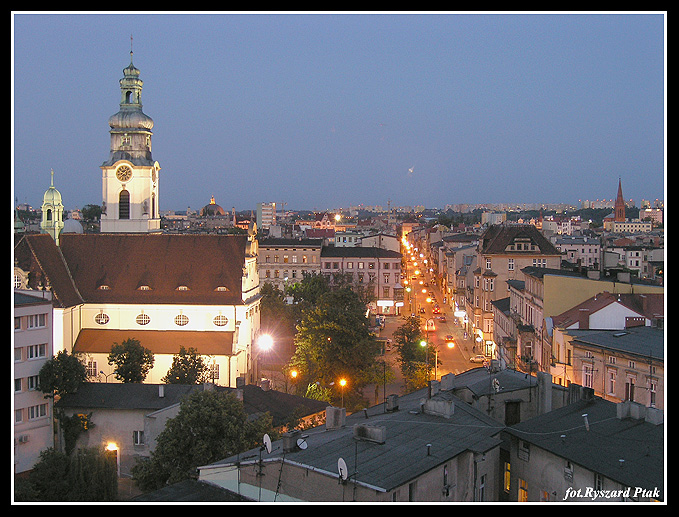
438, 316, 446, 322
470, 354, 488, 363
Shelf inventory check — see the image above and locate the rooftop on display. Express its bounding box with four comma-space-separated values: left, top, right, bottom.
203, 385, 504, 493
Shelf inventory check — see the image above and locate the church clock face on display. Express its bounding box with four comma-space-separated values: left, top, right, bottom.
116, 165, 132, 182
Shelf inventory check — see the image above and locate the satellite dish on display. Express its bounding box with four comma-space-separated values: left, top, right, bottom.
263, 433, 272, 454
338, 457, 348, 481
296, 438, 308, 450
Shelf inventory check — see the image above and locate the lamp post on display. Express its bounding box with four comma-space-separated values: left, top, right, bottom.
339, 378, 347, 408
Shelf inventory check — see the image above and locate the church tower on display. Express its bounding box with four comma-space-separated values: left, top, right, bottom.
100, 47, 161, 233
41, 169, 64, 245
614, 178, 626, 222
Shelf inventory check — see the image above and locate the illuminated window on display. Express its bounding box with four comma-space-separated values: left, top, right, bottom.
174, 314, 189, 326
95, 312, 110, 325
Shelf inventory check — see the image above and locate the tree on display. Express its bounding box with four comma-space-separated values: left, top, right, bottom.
108, 338, 154, 383
131, 389, 276, 491
17, 447, 117, 502
287, 287, 381, 407
392, 316, 429, 390
161, 346, 212, 384
38, 350, 88, 399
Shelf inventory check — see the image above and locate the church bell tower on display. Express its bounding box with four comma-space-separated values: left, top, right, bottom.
41, 169, 64, 245
100, 45, 161, 233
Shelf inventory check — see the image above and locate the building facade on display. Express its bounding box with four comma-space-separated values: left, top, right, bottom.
258, 238, 323, 290
320, 246, 404, 315
13, 291, 55, 474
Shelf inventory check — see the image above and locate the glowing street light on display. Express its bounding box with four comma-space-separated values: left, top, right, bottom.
339, 378, 347, 408
258, 334, 274, 352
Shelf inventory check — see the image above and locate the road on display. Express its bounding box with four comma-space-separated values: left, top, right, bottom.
401, 249, 485, 380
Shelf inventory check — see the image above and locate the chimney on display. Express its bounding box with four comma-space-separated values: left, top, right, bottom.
158, 385, 164, 398
236, 376, 245, 401
353, 423, 386, 444
440, 373, 455, 391
537, 371, 553, 414
325, 406, 346, 430
578, 308, 590, 329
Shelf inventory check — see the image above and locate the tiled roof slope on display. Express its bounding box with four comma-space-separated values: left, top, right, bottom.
479, 224, 560, 255
15, 233, 248, 306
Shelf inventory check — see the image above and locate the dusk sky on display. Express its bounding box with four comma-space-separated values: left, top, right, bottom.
13, 12, 665, 213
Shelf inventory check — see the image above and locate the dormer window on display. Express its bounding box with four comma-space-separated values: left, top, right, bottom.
176, 285, 190, 291
138, 285, 152, 291
215, 286, 229, 292
98, 285, 111, 290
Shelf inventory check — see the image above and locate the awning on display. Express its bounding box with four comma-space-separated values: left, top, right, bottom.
73, 328, 234, 356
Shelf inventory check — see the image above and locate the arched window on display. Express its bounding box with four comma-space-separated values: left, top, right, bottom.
119, 190, 130, 219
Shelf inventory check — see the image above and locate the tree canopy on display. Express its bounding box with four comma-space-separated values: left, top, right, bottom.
287, 285, 381, 407
38, 350, 87, 399
131, 389, 275, 491
107, 338, 155, 383
161, 346, 212, 384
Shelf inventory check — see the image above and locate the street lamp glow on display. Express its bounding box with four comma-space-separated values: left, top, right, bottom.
258, 334, 274, 351
106, 442, 118, 452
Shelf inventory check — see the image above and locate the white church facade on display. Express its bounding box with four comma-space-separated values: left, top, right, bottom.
14, 51, 263, 388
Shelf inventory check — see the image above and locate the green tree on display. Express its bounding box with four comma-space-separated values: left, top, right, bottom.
38, 350, 88, 399
108, 337, 155, 383
161, 346, 211, 384
259, 281, 296, 337
81, 203, 102, 221
393, 316, 430, 390
131, 389, 276, 492
287, 287, 381, 408
17, 447, 117, 502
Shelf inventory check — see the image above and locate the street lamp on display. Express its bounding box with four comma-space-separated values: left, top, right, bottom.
256, 333, 274, 385
339, 378, 347, 408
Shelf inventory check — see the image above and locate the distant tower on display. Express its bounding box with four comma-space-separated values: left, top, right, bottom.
100, 44, 161, 233
614, 178, 626, 222
41, 169, 64, 245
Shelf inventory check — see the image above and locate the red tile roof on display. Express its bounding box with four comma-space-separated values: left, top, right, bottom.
73, 328, 234, 356
15, 233, 247, 306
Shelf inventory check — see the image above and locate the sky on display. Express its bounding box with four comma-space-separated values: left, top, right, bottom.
12, 12, 666, 212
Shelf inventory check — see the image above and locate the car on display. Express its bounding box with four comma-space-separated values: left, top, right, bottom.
438, 316, 446, 322
445, 334, 454, 341
470, 354, 488, 363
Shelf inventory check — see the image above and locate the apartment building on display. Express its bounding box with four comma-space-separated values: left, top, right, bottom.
320, 246, 403, 315
504, 393, 663, 502
258, 238, 323, 290
465, 225, 561, 353
554, 235, 601, 269
13, 290, 55, 474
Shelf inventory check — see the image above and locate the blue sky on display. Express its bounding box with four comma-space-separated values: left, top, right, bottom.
12, 12, 665, 212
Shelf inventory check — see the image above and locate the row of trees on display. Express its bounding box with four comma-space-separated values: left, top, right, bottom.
38, 342, 215, 401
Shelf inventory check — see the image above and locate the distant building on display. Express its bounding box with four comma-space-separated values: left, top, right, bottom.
320, 246, 403, 315
258, 238, 323, 290
256, 202, 277, 229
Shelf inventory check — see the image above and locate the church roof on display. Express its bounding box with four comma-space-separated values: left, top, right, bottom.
14, 233, 247, 307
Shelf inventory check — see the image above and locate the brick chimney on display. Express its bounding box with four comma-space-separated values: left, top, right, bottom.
578, 308, 590, 329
